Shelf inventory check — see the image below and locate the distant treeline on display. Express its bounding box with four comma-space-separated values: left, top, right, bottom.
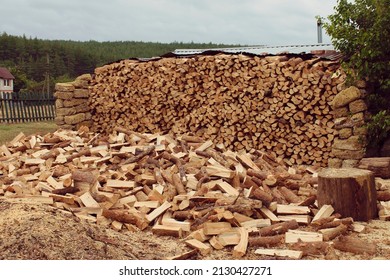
0, 32, 241, 92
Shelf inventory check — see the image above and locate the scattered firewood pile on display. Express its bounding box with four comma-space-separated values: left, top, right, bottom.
89, 54, 345, 166
0, 127, 389, 259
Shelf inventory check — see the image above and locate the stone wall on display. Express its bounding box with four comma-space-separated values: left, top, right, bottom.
54, 74, 93, 130
329, 85, 368, 167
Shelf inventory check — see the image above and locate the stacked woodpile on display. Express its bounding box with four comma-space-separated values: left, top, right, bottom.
1, 127, 388, 259
54, 74, 93, 130
329, 85, 368, 167
89, 53, 345, 166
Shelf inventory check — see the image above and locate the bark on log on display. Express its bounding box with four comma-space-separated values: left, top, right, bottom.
333, 236, 377, 255
358, 157, 390, 179
317, 168, 377, 221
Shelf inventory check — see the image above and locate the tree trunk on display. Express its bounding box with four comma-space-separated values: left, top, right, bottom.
317, 168, 377, 221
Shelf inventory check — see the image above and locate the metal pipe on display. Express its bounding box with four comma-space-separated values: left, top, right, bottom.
317, 18, 323, 44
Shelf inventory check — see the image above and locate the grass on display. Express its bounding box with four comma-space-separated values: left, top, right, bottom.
0, 121, 57, 145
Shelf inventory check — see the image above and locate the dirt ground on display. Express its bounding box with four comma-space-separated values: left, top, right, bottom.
0, 198, 389, 260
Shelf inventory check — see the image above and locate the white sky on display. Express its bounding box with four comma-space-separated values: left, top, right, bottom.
0, 0, 338, 45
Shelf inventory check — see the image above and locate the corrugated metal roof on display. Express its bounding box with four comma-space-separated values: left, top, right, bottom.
173, 44, 342, 60
0, 67, 15, 79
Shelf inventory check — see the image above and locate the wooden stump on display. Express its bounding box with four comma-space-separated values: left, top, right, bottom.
318, 168, 377, 221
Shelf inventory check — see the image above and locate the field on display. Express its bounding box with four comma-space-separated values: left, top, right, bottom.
0, 121, 57, 145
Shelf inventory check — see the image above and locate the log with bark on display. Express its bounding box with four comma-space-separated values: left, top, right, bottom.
318, 168, 377, 221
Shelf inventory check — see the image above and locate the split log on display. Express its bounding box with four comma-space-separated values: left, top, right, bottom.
255, 220, 299, 236
333, 236, 377, 255
233, 227, 248, 257
152, 224, 183, 238
167, 250, 198, 260
358, 157, 390, 179
255, 248, 303, 259
318, 217, 354, 229
185, 239, 212, 256
289, 241, 330, 257
285, 230, 323, 243
102, 209, 148, 230
319, 224, 348, 241
318, 168, 377, 221
248, 234, 284, 247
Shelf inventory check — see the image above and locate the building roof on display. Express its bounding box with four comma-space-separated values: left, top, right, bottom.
0, 67, 15, 79
173, 43, 342, 61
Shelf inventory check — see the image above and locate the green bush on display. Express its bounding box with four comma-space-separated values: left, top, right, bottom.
323, 0, 390, 148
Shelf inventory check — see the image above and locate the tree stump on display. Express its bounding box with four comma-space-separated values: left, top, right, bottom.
317, 168, 377, 221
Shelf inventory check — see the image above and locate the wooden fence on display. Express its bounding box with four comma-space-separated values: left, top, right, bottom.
0, 92, 56, 123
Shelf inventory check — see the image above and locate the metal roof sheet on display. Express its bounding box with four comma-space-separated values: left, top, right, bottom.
173, 44, 342, 60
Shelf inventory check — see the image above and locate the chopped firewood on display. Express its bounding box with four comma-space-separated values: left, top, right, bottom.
318, 217, 354, 229
188, 229, 209, 242
256, 220, 299, 237
297, 195, 317, 207
185, 239, 212, 256
1, 124, 379, 259
102, 209, 148, 230
278, 215, 311, 225
285, 230, 323, 243
276, 204, 310, 215
106, 179, 135, 189
248, 234, 284, 247
218, 230, 241, 246
319, 224, 349, 241
358, 157, 390, 179
46, 176, 63, 189
333, 236, 377, 255
233, 212, 253, 224
288, 241, 330, 256
258, 207, 280, 223
255, 248, 303, 259
146, 201, 172, 222
310, 214, 342, 228
167, 249, 198, 260
236, 153, 261, 172
134, 201, 160, 209
233, 227, 248, 257
24, 158, 45, 166
72, 169, 97, 185
240, 219, 271, 229
51, 186, 80, 195
148, 189, 165, 203
279, 187, 301, 203
79, 191, 100, 208
351, 223, 366, 233
311, 204, 334, 223
377, 190, 390, 201
152, 224, 183, 238
209, 236, 224, 250
214, 180, 239, 197
48, 194, 76, 205
205, 165, 235, 179
111, 220, 123, 231
161, 215, 191, 232
203, 222, 232, 235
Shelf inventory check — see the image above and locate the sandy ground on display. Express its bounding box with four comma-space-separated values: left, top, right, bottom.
0, 199, 389, 260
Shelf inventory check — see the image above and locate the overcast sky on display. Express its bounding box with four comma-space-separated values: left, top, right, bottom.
1, 0, 338, 45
